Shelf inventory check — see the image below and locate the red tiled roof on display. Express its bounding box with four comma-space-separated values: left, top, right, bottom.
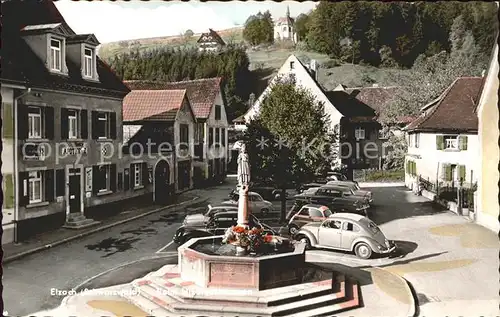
405, 77, 484, 132
123, 89, 186, 122
124, 78, 222, 119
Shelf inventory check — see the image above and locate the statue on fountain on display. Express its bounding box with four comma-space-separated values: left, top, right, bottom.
223, 141, 288, 255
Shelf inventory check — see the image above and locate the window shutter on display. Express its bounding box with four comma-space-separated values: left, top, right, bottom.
18, 104, 28, 140
45, 107, 55, 140
60, 108, 69, 140
130, 164, 135, 188
142, 163, 148, 185
117, 172, 123, 191
459, 165, 466, 181
436, 135, 444, 150
55, 169, 65, 197
124, 169, 130, 191
445, 165, 452, 181
110, 164, 117, 192
44, 169, 55, 202
91, 111, 98, 139
459, 136, 468, 150
92, 166, 99, 194
81, 110, 88, 139
18, 171, 29, 207
110, 112, 117, 139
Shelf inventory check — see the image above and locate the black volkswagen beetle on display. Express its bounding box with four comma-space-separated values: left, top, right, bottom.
173, 210, 278, 245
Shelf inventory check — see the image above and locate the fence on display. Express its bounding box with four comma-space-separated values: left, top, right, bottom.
417, 175, 477, 211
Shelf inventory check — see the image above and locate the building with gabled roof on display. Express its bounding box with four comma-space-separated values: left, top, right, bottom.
404, 77, 485, 200
124, 78, 229, 186
274, 6, 297, 43
122, 89, 196, 195
197, 29, 226, 52
1, 0, 130, 243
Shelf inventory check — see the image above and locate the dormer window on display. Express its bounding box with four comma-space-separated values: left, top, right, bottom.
84, 47, 94, 78
50, 39, 62, 71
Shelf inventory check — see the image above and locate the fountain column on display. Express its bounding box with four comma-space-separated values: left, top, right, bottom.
235, 142, 250, 256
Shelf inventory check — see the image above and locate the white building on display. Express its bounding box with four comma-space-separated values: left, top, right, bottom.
273, 6, 297, 43
475, 39, 499, 233
404, 77, 484, 190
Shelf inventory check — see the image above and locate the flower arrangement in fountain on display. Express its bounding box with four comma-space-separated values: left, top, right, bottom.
222, 225, 274, 253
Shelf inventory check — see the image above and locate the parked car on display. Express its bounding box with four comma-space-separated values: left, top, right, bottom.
326, 180, 372, 203
298, 183, 325, 193
326, 172, 348, 181
294, 213, 397, 259
321, 184, 372, 206
222, 191, 273, 216
173, 210, 277, 245
230, 187, 289, 201
294, 187, 370, 216
181, 204, 239, 227
287, 204, 334, 235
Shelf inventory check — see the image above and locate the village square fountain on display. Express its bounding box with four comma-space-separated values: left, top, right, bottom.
113, 141, 361, 316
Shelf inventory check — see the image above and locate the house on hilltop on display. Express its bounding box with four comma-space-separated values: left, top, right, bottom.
124, 78, 229, 187
404, 77, 484, 198
197, 29, 226, 52
274, 6, 297, 43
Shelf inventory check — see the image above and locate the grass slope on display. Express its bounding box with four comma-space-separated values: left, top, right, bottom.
98, 26, 409, 90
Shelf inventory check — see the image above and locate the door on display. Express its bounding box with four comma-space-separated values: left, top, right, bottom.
317, 219, 342, 248
154, 160, 170, 203
68, 173, 81, 214
340, 221, 360, 249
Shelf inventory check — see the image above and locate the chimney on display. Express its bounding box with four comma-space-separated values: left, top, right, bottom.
248, 93, 256, 107
372, 83, 379, 88
481, 69, 486, 77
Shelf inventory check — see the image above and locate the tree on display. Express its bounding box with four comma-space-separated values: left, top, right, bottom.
185, 29, 194, 37
449, 15, 467, 58
242, 11, 274, 46
294, 13, 310, 41
379, 45, 398, 68
245, 74, 336, 221
382, 132, 407, 171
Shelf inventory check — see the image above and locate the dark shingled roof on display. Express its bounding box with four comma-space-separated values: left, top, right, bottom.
124, 78, 223, 119
405, 77, 484, 132
1, 0, 129, 97
324, 91, 377, 118
345, 86, 399, 113
197, 29, 226, 46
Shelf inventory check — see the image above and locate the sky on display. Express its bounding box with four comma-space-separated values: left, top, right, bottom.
54, 0, 318, 44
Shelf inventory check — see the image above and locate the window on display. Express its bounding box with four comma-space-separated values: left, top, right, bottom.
298, 207, 310, 216
221, 128, 226, 146
96, 165, 111, 192
343, 221, 360, 232
96, 112, 110, 139
195, 123, 204, 143
290, 61, 295, 69
28, 107, 43, 139
133, 163, 142, 187
215, 128, 220, 144
354, 127, 365, 140
68, 109, 79, 139
29, 171, 43, 203
326, 220, 341, 229
444, 135, 458, 149
322, 208, 333, 217
215, 105, 221, 120
251, 194, 263, 201
309, 209, 323, 218
180, 124, 189, 145
368, 221, 380, 234
50, 39, 62, 71
415, 133, 420, 148
84, 47, 93, 78
209, 128, 214, 146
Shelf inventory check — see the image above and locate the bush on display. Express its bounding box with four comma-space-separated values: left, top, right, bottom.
320, 59, 341, 69
364, 169, 405, 182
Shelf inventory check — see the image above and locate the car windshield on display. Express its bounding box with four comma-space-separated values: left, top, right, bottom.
323, 209, 333, 217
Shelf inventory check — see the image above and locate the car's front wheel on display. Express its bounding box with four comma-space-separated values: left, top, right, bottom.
354, 242, 372, 259
296, 235, 311, 250
260, 208, 269, 217
288, 224, 299, 235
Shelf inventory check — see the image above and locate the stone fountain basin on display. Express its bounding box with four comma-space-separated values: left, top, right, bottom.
178, 236, 306, 291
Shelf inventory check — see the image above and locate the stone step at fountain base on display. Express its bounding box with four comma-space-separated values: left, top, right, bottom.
122, 266, 360, 317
